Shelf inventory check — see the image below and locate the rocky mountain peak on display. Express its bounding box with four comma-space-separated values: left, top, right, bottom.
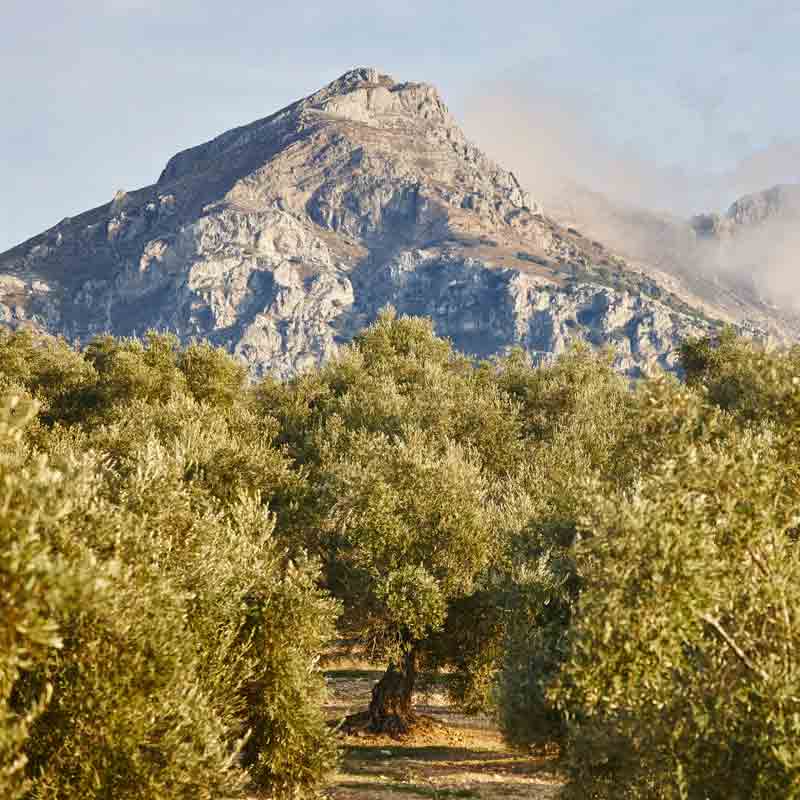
151, 65, 538, 248
301, 67, 451, 128
312, 66, 393, 94
1, 68, 737, 377
157, 67, 455, 186
726, 184, 800, 227
692, 183, 800, 237
684, 184, 800, 324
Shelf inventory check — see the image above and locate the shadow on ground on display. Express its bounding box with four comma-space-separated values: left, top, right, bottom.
322, 663, 563, 799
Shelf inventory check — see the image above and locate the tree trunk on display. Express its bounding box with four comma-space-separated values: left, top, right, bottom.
368, 647, 417, 736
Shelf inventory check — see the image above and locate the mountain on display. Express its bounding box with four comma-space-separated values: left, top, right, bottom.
687, 184, 800, 319
0, 67, 755, 377
692, 184, 800, 235
541, 179, 800, 337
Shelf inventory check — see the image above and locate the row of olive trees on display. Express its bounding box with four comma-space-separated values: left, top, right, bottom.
498, 328, 800, 799
2, 312, 629, 792
4, 315, 799, 798
0, 331, 338, 799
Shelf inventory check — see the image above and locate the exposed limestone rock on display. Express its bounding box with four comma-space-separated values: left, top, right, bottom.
687, 184, 800, 321
692, 185, 800, 238
725, 184, 800, 229
0, 67, 726, 376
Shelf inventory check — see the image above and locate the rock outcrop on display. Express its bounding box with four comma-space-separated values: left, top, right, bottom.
1, 67, 726, 376
687, 184, 800, 319
692, 184, 800, 237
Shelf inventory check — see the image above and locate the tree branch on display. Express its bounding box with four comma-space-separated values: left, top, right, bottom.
699, 613, 770, 682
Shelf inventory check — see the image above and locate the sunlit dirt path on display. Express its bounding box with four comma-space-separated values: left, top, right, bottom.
321, 660, 563, 800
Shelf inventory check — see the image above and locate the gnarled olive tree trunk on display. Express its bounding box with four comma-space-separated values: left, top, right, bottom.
368, 647, 418, 735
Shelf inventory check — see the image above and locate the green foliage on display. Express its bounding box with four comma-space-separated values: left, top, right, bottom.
0, 396, 247, 800
0, 330, 96, 423
259, 310, 523, 696
23, 566, 248, 800
0, 332, 339, 799
178, 339, 249, 407
682, 327, 800, 428
497, 515, 578, 749
489, 331, 800, 798
548, 336, 800, 798
494, 346, 631, 745
260, 309, 525, 481
0, 397, 62, 800
323, 427, 494, 658
5, 315, 798, 800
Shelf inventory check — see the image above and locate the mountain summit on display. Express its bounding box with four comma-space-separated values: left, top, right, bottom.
1, 68, 727, 375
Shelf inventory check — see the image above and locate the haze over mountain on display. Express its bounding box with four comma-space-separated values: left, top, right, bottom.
461, 85, 800, 326
0, 68, 795, 377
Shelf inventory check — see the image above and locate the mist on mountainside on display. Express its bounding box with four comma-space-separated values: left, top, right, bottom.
461, 83, 800, 311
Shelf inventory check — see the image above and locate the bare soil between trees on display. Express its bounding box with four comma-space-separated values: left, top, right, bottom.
319, 656, 563, 800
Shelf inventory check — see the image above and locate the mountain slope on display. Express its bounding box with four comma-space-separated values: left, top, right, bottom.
540, 179, 800, 339
0, 68, 728, 376
687, 184, 800, 324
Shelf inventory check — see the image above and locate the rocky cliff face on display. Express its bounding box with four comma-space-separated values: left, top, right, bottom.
0, 68, 724, 376
692, 184, 800, 236
688, 184, 800, 319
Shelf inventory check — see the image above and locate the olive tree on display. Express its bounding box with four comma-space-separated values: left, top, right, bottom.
493, 345, 633, 746
0, 332, 341, 798
258, 309, 522, 732
321, 426, 498, 733
551, 339, 800, 799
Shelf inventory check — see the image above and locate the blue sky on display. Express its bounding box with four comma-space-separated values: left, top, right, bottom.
2, 0, 798, 250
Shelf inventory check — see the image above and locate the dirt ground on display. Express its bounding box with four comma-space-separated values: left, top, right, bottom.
321, 657, 564, 800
